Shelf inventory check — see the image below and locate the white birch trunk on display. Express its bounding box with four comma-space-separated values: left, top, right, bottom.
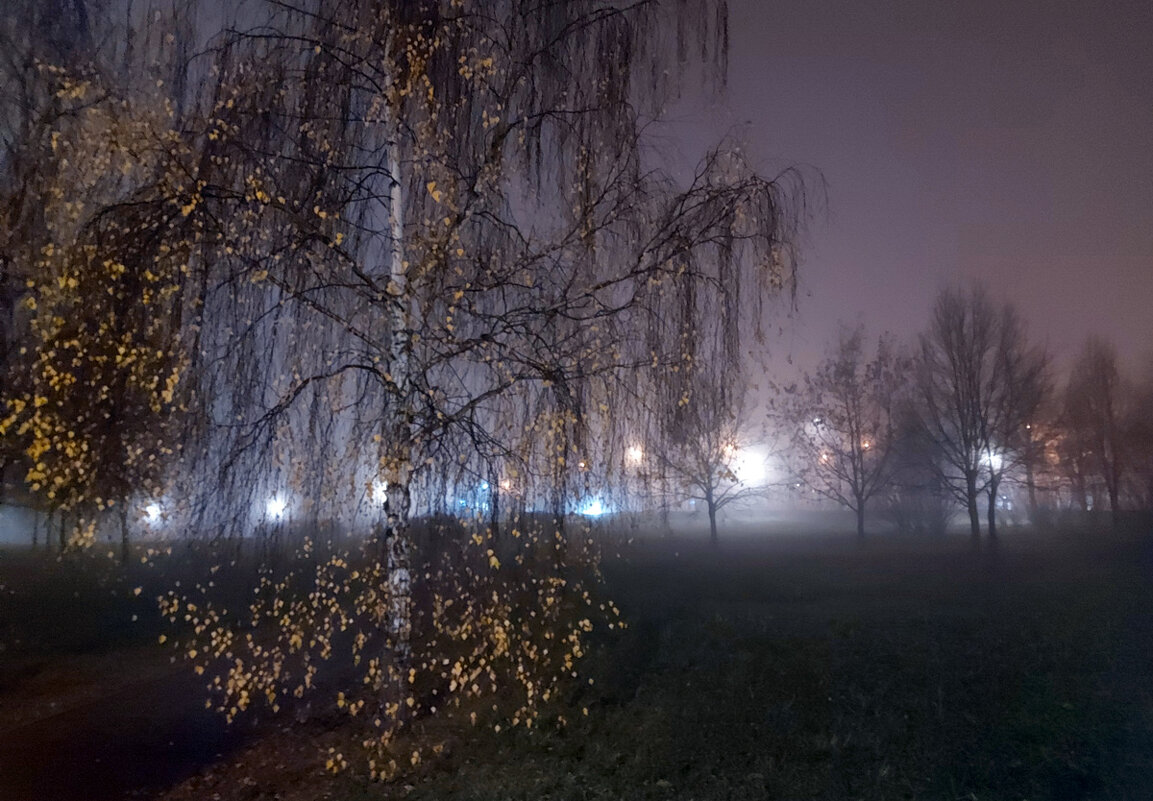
380, 92, 413, 708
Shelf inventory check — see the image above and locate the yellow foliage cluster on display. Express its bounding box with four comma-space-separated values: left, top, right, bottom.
1, 65, 193, 532
163, 518, 619, 779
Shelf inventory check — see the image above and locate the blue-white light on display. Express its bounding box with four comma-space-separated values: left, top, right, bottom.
266, 496, 288, 521
580, 498, 608, 517
371, 479, 389, 504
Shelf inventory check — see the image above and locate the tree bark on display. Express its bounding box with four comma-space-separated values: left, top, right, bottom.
488, 466, 500, 544
381, 479, 412, 723
660, 464, 671, 535
1073, 471, 1088, 512
381, 94, 415, 723
1024, 458, 1038, 523
986, 476, 999, 542
119, 504, 131, 564
966, 471, 981, 543
855, 502, 866, 539
706, 488, 718, 546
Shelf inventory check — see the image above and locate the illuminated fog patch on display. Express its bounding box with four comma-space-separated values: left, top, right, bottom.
580, 498, 609, 517
731, 446, 769, 485
266, 496, 288, 521
371, 479, 389, 505
143, 502, 163, 526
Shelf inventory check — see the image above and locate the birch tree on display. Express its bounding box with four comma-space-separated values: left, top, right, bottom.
158, 0, 806, 765
2, 0, 808, 768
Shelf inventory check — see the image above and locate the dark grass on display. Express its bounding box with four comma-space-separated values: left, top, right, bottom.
317, 525, 1153, 801
0, 549, 164, 659
7, 523, 1153, 800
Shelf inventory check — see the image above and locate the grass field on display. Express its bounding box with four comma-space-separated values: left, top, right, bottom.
151, 523, 1153, 801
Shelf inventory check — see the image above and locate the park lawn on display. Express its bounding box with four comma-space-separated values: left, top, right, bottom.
162, 524, 1153, 801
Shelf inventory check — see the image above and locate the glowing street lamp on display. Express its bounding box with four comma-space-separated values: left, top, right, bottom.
371, 479, 389, 505
580, 498, 607, 516
732, 447, 768, 485
143, 502, 163, 526
266, 496, 288, 521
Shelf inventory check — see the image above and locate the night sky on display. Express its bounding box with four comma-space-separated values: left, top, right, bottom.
681, 0, 1153, 378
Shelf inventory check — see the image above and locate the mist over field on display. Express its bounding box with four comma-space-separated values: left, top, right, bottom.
1, 1, 1151, 799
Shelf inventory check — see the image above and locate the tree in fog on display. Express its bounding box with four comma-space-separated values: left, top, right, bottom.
1015, 411, 1057, 521
882, 403, 956, 535
1, 0, 808, 768
1128, 362, 1153, 510
1062, 337, 1129, 525
139, 0, 806, 767
656, 382, 769, 545
780, 327, 906, 538
0, 0, 197, 553
0, 0, 810, 776
914, 285, 1048, 541
985, 316, 1049, 534
0, 0, 104, 491
177, 0, 805, 520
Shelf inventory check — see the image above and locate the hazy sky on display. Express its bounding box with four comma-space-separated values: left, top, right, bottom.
677, 0, 1153, 378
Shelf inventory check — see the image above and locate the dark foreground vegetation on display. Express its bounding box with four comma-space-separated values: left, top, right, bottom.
154, 521, 1153, 801
4, 521, 1153, 801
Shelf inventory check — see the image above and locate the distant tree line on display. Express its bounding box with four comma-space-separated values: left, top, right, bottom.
779, 283, 1153, 542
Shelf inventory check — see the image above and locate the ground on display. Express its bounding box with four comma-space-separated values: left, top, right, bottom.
3, 521, 1153, 800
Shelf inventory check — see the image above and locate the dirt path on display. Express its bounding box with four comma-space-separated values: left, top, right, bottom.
0, 662, 250, 801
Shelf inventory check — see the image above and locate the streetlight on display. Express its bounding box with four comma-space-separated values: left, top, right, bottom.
371, 479, 388, 504
143, 502, 163, 526
266, 496, 288, 521
580, 498, 607, 516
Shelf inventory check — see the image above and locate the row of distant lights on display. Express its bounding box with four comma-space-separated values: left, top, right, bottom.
150, 438, 1003, 524
140, 479, 389, 527
817, 444, 1003, 470
141, 470, 623, 527
267, 478, 393, 522
143, 495, 292, 526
